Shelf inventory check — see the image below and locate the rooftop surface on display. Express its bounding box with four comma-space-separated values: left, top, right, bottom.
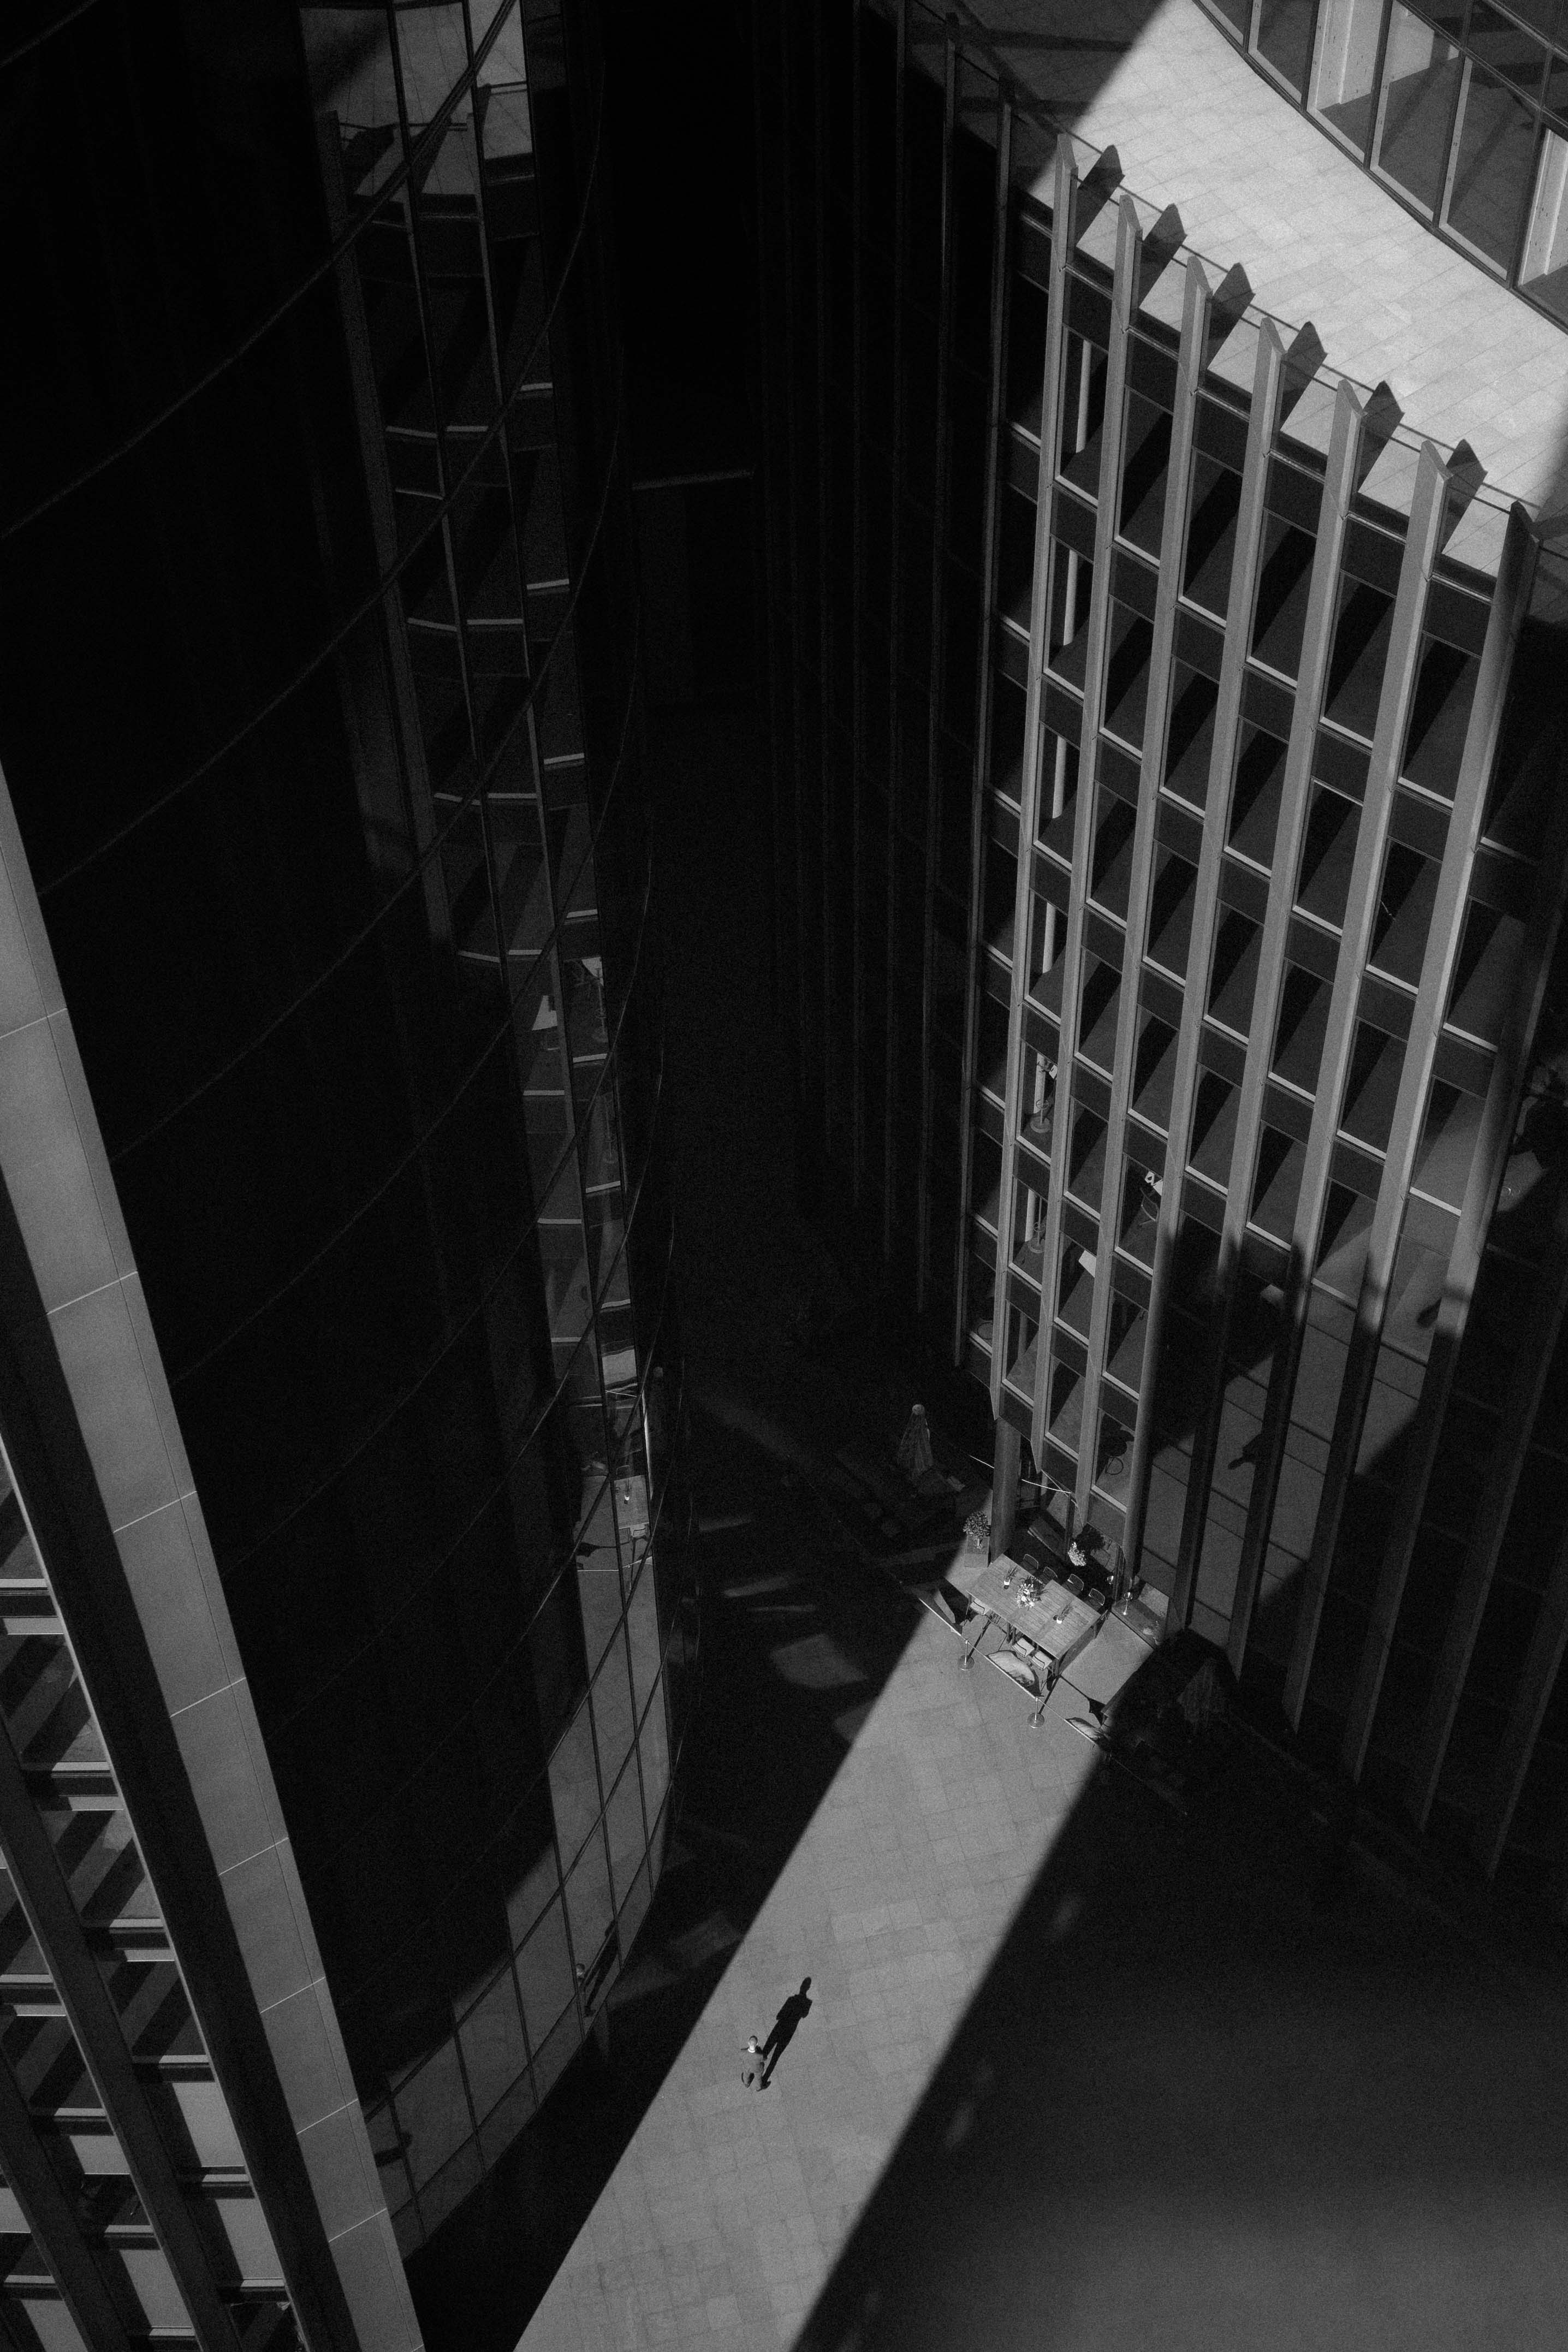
959, 0, 1568, 517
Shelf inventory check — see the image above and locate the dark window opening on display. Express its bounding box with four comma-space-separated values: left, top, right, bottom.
1147, 848, 1197, 976
1229, 724, 1288, 864
1324, 576, 1395, 738
1273, 963, 1331, 1092
1103, 605, 1154, 747
1297, 783, 1359, 927
1120, 392, 1173, 556
1090, 789, 1138, 918
1370, 839, 1439, 984
1133, 1011, 1178, 1129
1403, 632, 1478, 796
1252, 516, 1316, 676
1165, 666, 1219, 806
1190, 1071, 1240, 1184
1208, 909, 1262, 1034
1341, 1020, 1405, 1151
1078, 956, 1122, 1071
1184, 452, 1243, 614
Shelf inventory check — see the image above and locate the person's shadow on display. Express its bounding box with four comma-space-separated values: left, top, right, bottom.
759, 1977, 813, 2087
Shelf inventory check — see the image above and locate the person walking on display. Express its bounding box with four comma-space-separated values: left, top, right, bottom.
741, 2034, 764, 2088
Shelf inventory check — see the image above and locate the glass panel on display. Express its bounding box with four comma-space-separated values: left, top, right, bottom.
1251, 518, 1316, 675
1102, 607, 1154, 747
1184, 453, 1242, 614
1119, 391, 1172, 556
1466, 2, 1549, 96
1228, 725, 1287, 864
1310, 0, 1385, 151
563, 1832, 615, 1982
547, 1692, 602, 1871
1165, 668, 1219, 805
1255, 0, 1318, 94
603, 1753, 647, 1911
1520, 125, 1568, 319
457, 1963, 531, 2122
1059, 334, 1109, 496
1444, 61, 1537, 271
394, 2036, 473, 2194
1374, 5, 1464, 216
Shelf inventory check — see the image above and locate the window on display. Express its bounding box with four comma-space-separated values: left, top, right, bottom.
1256, 0, 1318, 94
1165, 667, 1219, 805
1521, 124, 1568, 319
1374, 6, 1465, 218
1119, 392, 1173, 556
1184, 453, 1243, 614
1229, 724, 1288, 865
1310, 0, 1385, 152
1444, 58, 1538, 271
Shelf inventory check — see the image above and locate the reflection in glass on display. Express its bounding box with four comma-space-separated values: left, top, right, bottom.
1521, 126, 1568, 318
1444, 62, 1537, 269
1256, 0, 1318, 95
1310, 0, 1386, 152
1374, 5, 1463, 216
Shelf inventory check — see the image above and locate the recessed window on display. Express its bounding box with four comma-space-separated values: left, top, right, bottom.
1324, 576, 1395, 737
1184, 454, 1243, 615
1059, 333, 1109, 497
1341, 1020, 1405, 1151
1374, 6, 1464, 219
1103, 605, 1154, 747
1229, 724, 1288, 864
1208, 908, 1262, 1033
1297, 783, 1359, 927
1147, 848, 1198, 976
1090, 788, 1138, 917
1252, 517, 1316, 676
1274, 963, 1332, 1092
1120, 392, 1173, 557
1078, 955, 1122, 1070
1309, 0, 1384, 153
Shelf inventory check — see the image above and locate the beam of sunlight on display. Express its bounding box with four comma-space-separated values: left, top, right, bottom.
518, 1600, 1105, 2348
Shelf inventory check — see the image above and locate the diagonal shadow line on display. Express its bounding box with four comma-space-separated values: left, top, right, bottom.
793, 1694, 1568, 2352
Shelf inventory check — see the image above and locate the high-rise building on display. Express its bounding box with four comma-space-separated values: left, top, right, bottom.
758, 0, 1568, 1915
0, 3, 694, 2346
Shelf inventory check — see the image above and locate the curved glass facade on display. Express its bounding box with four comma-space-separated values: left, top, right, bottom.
0, 0, 694, 2261
1201, 0, 1568, 322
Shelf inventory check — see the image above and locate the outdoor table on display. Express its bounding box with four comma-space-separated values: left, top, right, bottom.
947, 1554, 1103, 1688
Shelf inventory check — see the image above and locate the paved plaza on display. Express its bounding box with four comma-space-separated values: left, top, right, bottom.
521, 1566, 1568, 2352
520, 1593, 1099, 2350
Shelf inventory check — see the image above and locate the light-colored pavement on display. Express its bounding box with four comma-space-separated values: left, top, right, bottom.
961, 0, 1568, 514
519, 1602, 1097, 2349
